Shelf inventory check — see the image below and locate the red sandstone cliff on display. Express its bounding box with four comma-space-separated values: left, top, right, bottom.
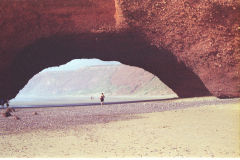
0, 0, 239, 99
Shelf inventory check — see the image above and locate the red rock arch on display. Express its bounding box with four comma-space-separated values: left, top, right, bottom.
0, 0, 239, 99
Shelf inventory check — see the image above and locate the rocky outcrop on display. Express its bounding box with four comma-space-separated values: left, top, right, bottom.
0, 0, 239, 99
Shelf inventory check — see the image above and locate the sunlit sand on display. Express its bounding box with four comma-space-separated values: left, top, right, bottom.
0, 97, 239, 158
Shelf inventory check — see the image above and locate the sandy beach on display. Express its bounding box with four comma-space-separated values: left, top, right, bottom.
0, 97, 239, 158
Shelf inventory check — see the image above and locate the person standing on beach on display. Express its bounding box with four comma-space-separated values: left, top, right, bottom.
100, 93, 105, 106
5, 99, 9, 108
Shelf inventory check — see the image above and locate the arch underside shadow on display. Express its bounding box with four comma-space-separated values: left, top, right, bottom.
6, 30, 211, 99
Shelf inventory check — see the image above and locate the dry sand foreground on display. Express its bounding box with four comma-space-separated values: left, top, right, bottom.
0, 97, 239, 158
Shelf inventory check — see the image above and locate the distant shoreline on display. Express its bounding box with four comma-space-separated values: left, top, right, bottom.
7, 97, 179, 109
3, 96, 239, 109
9, 95, 178, 108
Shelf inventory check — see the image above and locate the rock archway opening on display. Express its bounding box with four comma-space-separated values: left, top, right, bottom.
4, 30, 211, 100
11, 58, 178, 106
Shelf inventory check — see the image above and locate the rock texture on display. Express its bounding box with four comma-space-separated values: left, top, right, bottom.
0, 0, 239, 99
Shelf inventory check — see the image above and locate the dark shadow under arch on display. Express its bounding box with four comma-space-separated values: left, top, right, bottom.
5, 30, 211, 99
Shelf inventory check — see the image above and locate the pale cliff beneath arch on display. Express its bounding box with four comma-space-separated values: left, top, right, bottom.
0, 0, 239, 99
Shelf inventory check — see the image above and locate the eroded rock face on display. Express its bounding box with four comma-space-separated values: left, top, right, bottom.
0, 0, 239, 99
